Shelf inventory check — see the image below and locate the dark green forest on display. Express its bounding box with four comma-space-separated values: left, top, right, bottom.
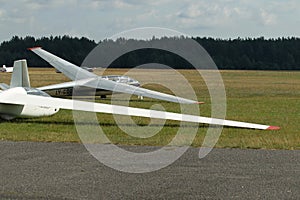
0, 35, 299, 70
0, 36, 96, 67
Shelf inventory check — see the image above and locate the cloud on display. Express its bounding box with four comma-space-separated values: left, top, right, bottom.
85, 0, 173, 10
86, 0, 138, 10
175, 1, 247, 29
114, 0, 172, 6
0, 9, 5, 18
260, 9, 277, 25
0, 0, 299, 42
113, 0, 136, 9
174, 0, 294, 30
22, 0, 69, 11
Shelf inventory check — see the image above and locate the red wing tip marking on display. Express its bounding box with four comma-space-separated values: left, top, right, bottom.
196, 102, 205, 105
267, 126, 280, 130
27, 46, 42, 50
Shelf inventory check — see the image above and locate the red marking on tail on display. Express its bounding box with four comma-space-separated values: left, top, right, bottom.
27, 46, 42, 50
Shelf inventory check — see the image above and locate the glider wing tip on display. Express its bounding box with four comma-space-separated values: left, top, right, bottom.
267, 126, 280, 130
196, 101, 205, 105
27, 46, 42, 51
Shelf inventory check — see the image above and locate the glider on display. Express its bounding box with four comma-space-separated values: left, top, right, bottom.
1, 65, 13, 73
0, 59, 279, 130
29, 47, 202, 104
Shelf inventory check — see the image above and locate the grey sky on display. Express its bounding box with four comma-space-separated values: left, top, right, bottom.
0, 0, 299, 42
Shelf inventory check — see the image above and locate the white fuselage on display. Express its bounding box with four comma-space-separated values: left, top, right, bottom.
0, 87, 59, 120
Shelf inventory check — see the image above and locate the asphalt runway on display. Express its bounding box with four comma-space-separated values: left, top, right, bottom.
0, 141, 299, 199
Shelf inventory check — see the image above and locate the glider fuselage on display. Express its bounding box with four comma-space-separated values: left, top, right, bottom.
43, 75, 140, 97
0, 87, 59, 120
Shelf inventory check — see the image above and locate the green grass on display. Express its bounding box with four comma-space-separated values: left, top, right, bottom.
0, 69, 299, 149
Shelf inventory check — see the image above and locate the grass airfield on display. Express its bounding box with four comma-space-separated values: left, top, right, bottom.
0, 68, 299, 150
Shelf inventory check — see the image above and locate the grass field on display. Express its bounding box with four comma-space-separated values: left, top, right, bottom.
0, 68, 299, 150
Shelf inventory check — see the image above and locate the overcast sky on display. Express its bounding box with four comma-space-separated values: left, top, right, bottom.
0, 0, 299, 42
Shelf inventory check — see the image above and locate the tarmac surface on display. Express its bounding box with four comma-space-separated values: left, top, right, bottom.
0, 141, 299, 199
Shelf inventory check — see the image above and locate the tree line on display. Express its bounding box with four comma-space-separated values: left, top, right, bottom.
0, 35, 96, 67
0, 35, 299, 70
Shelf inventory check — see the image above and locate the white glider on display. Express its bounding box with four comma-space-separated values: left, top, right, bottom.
1, 65, 13, 73
0, 59, 279, 130
29, 47, 203, 104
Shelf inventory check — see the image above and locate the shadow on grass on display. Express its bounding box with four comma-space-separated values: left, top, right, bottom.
72, 97, 174, 104
0, 118, 243, 129
8, 119, 200, 128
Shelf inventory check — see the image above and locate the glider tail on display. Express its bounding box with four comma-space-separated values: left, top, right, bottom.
10, 59, 31, 88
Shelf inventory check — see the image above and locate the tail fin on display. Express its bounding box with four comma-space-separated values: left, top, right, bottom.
10, 59, 30, 88
3, 65, 6, 69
